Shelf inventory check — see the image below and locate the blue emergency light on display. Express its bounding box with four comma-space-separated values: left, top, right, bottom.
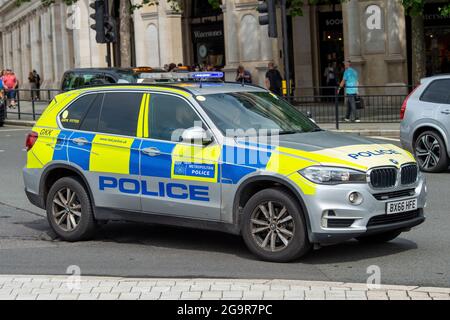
190, 72, 224, 79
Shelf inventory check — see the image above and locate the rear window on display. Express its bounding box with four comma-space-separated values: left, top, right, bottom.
420, 79, 450, 104
60, 94, 98, 130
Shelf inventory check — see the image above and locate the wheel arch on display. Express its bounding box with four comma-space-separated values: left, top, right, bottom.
39, 164, 96, 211
232, 175, 312, 234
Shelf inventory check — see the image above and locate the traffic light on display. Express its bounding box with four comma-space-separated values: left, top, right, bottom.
257, 0, 277, 38
104, 16, 117, 43
90, 0, 106, 43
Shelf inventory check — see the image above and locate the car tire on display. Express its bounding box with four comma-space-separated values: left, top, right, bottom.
356, 230, 402, 243
241, 188, 311, 262
0, 121, 3, 127
414, 130, 449, 173
46, 176, 96, 241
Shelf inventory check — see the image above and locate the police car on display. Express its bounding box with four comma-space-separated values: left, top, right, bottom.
23, 72, 426, 262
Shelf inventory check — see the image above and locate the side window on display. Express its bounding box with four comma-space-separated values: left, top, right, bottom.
420, 79, 450, 104
97, 92, 143, 137
61, 72, 74, 91
79, 94, 104, 132
148, 94, 202, 142
104, 75, 116, 84
60, 94, 97, 130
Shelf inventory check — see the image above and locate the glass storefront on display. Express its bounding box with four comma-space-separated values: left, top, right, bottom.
318, 11, 344, 91
188, 0, 225, 69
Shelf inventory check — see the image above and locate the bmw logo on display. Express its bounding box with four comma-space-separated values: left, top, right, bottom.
389, 159, 399, 165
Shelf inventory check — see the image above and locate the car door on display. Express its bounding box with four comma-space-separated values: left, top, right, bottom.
66, 91, 145, 212
421, 79, 450, 133
139, 92, 221, 220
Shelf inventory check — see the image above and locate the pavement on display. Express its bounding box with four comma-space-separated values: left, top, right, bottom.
1, 275, 449, 300
1, 125, 449, 300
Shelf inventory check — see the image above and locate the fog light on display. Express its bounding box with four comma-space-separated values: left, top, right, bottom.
348, 192, 363, 205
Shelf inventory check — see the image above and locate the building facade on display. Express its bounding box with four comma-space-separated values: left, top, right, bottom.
0, 0, 449, 93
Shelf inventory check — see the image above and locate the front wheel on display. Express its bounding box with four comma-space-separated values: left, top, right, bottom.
241, 188, 311, 262
46, 176, 96, 241
414, 131, 448, 172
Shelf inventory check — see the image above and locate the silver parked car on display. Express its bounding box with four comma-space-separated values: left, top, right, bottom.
400, 75, 450, 172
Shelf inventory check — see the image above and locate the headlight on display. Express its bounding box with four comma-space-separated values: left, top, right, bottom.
299, 166, 367, 185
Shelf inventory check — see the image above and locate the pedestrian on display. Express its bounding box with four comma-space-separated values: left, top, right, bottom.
265, 62, 283, 96
168, 63, 177, 72
3, 69, 18, 109
235, 65, 252, 84
324, 62, 337, 86
323, 62, 337, 99
33, 70, 41, 100
28, 71, 38, 101
0, 70, 4, 102
337, 60, 360, 122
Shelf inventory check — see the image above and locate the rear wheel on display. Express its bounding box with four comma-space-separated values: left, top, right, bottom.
356, 230, 402, 243
241, 188, 311, 262
46, 176, 96, 241
414, 130, 448, 172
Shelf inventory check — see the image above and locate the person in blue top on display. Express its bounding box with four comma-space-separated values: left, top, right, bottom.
337, 60, 360, 122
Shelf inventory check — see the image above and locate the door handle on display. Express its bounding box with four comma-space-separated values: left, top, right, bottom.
441, 109, 450, 115
141, 147, 161, 157
72, 137, 89, 146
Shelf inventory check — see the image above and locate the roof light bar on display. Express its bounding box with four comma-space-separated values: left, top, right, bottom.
190, 72, 224, 79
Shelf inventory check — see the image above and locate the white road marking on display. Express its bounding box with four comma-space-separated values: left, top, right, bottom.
368, 136, 400, 142
0, 150, 4, 152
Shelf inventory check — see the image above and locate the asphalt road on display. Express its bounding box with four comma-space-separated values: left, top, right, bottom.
0, 125, 449, 287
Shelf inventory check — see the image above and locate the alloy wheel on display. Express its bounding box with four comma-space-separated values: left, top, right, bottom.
52, 187, 82, 232
250, 201, 295, 252
415, 134, 441, 170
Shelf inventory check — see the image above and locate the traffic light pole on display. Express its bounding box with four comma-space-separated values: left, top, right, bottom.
104, 0, 112, 67
280, 0, 290, 97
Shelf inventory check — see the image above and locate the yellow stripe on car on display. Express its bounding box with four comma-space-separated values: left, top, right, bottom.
26, 128, 61, 169
89, 134, 134, 174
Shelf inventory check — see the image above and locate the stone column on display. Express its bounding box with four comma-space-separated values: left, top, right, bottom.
20, 21, 32, 93
157, 0, 183, 66
30, 14, 43, 79
133, 4, 146, 67
291, 5, 314, 95
12, 26, 23, 85
51, 3, 65, 86
41, 9, 55, 89
3, 31, 12, 69
221, 0, 240, 81
1, 32, 5, 69
343, 0, 363, 61
0, 33, 3, 69
385, 0, 408, 90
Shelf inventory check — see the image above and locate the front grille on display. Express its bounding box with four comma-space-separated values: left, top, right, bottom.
401, 164, 418, 185
369, 168, 397, 188
367, 209, 421, 227
327, 219, 355, 228
373, 188, 416, 200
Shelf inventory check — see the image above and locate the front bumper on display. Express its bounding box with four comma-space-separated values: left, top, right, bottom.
297, 173, 427, 244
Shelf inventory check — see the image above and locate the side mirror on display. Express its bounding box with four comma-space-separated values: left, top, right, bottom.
181, 127, 213, 145
306, 111, 316, 124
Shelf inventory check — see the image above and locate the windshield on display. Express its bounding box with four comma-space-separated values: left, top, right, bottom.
198, 91, 320, 136
117, 71, 139, 83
